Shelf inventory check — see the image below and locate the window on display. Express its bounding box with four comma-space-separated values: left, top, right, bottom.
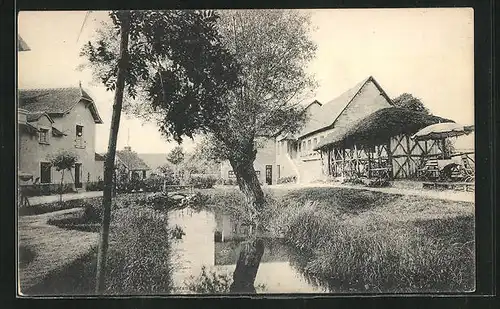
313, 138, 318, 146
298, 142, 301, 153
75, 125, 85, 148
40, 162, 51, 183
308, 140, 311, 151
39, 128, 49, 144
142, 170, 146, 179
277, 141, 280, 155
76, 125, 83, 137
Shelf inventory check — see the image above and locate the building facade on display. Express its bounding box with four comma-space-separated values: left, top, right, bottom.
220, 76, 395, 184
115, 146, 152, 181
18, 85, 103, 190
220, 136, 278, 185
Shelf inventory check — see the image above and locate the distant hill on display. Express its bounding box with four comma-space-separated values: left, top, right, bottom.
137, 153, 168, 172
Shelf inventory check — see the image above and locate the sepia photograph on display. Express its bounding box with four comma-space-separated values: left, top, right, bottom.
17, 8, 475, 296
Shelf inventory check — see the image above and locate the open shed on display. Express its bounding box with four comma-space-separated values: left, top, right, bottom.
314, 107, 453, 179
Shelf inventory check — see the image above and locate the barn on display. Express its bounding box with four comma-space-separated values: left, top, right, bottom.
314, 107, 455, 180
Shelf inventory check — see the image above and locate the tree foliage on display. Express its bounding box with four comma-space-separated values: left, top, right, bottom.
210, 10, 317, 162
80, 10, 241, 143
47, 149, 79, 201
181, 140, 221, 175
47, 149, 79, 172
166, 145, 185, 166
392, 93, 429, 114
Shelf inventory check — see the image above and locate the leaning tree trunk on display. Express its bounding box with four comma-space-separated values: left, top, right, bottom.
228, 156, 266, 293
95, 11, 131, 294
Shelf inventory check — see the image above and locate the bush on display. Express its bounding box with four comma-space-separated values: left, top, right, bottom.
19, 197, 104, 216
86, 180, 104, 192
277, 176, 297, 184
136, 192, 182, 211
20, 183, 75, 197
220, 178, 238, 186
184, 266, 267, 294
188, 174, 218, 189
26, 207, 175, 295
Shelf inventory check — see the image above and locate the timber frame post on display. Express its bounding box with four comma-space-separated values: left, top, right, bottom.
387, 139, 393, 180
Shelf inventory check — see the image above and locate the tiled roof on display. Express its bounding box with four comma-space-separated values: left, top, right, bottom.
26, 111, 54, 123
116, 150, 151, 171
298, 77, 371, 138
297, 76, 394, 138
18, 87, 103, 124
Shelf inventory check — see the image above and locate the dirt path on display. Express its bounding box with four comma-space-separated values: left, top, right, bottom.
270, 183, 474, 203
18, 208, 99, 293
27, 191, 103, 206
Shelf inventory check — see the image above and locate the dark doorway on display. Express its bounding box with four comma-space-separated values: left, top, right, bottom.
265, 165, 272, 185
75, 163, 82, 188
40, 162, 51, 184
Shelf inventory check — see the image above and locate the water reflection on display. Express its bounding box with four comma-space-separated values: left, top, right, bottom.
168, 207, 328, 293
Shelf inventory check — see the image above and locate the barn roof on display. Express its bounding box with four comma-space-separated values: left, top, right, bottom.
116, 150, 151, 171
314, 107, 453, 150
298, 76, 393, 138
18, 87, 103, 124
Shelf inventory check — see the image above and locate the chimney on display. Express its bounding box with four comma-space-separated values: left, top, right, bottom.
124, 146, 132, 151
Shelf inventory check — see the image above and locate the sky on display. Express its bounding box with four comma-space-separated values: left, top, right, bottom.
17, 9, 474, 154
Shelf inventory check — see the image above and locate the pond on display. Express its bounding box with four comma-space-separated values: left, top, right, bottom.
167, 207, 328, 294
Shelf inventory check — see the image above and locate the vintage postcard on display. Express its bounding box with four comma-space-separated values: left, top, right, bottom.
17, 8, 475, 296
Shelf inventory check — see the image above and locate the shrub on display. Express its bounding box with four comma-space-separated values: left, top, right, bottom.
277, 176, 296, 184
216, 178, 238, 186
184, 266, 267, 294
86, 179, 104, 191
19, 197, 104, 216
26, 208, 175, 295
106, 207, 173, 294
136, 192, 182, 211
143, 175, 164, 192
20, 183, 75, 197
188, 174, 218, 189
185, 266, 232, 293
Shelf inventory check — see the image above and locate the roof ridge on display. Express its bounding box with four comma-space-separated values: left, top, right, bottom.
19, 86, 80, 92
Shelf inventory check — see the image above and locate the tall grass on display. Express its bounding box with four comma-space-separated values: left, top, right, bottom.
276, 189, 475, 293
26, 207, 173, 295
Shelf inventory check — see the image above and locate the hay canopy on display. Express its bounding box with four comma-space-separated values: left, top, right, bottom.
315, 107, 453, 150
